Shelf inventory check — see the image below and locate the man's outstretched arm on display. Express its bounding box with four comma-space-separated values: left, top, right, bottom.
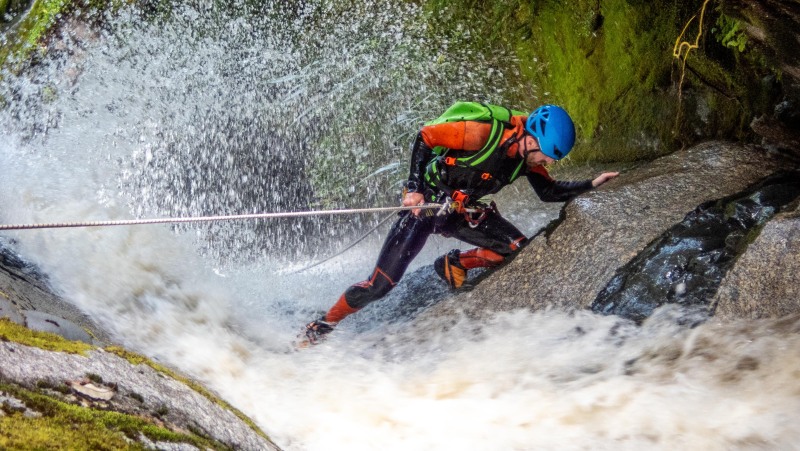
527, 166, 619, 202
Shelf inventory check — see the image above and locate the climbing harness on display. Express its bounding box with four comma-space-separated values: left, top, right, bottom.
432, 195, 492, 228
0, 204, 444, 231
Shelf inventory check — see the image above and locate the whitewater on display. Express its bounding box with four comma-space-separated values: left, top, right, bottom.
2, 2, 799, 449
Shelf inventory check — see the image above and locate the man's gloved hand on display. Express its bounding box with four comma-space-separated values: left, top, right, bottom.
592, 172, 620, 187
403, 191, 425, 216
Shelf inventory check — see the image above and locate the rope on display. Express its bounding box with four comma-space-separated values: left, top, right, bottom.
288, 212, 397, 274
0, 204, 444, 231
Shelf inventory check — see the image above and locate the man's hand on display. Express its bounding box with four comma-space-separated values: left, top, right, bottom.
592, 172, 620, 188
403, 192, 425, 216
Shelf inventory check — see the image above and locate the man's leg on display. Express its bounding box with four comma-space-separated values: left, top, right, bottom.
306, 212, 434, 341
434, 209, 526, 289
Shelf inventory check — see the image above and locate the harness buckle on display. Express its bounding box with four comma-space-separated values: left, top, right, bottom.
480, 172, 492, 180
451, 190, 469, 205
444, 156, 457, 166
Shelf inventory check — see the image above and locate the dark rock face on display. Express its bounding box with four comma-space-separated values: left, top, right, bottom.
591, 172, 800, 322
421, 141, 796, 320
0, 0, 31, 28
724, 1, 800, 159
725, 0, 800, 83
0, 238, 110, 344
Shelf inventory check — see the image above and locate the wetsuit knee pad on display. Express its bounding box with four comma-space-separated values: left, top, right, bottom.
342, 268, 396, 309
459, 248, 506, 269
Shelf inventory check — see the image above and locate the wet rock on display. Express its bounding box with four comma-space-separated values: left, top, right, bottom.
421, 141, 793, 320
0, 295, 24, 324
0, 242, 278, 450
713, 201, 800, 319
589, 172, 800, 322
751, 113, 800, 157
66, 378, 117, 401
22, 310, 94, 344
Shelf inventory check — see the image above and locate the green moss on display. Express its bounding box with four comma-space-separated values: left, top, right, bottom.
0, 381, 228, 450
85, 372, 104, 384
514, 0, 693, 162
713, 11, 747, 52
0, 0, 129, 74
0, 319, 270, 443
35, 379, 71, 394
0, 317, 94, 355
418, 0, 686, 161
153, 404, 169, 418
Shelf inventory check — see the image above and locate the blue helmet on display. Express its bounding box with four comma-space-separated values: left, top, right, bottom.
524, 105, 576, 160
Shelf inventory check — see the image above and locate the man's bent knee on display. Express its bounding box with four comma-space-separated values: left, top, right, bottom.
342, 267, 396, 309
458, 248, 506, 269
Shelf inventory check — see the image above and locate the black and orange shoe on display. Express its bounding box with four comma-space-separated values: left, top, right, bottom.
299, 318, 336, 347
434, 249, 468, 289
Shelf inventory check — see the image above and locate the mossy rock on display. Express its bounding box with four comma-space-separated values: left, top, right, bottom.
0, 317, 94, 354
420, 0, 791, 162
0, 0, 126, 73
0, 381, 222, 450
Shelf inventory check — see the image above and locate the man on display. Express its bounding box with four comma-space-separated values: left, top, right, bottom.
304, 103, 618, 344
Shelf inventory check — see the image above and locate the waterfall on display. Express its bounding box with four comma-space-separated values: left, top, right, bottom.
2, 1, 800, 449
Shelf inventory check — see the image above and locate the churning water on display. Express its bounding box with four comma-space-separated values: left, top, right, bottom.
2, 2, 800, 449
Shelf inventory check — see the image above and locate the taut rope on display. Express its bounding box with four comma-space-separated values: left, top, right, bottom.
0, 204, 444, 231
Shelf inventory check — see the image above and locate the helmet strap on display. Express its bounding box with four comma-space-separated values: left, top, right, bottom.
518, 135, 529, 159
519, 135, 539, 161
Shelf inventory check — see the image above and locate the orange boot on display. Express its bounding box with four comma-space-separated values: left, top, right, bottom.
434, 249, 469, 289
434, 248, 505, 289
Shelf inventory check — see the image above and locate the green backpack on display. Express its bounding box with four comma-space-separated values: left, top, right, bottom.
423, 102, 530, 197
424, 102, 527, 157
425, 101, 527, 126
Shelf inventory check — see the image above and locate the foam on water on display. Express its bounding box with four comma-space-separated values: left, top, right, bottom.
2, 2, 799, 450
